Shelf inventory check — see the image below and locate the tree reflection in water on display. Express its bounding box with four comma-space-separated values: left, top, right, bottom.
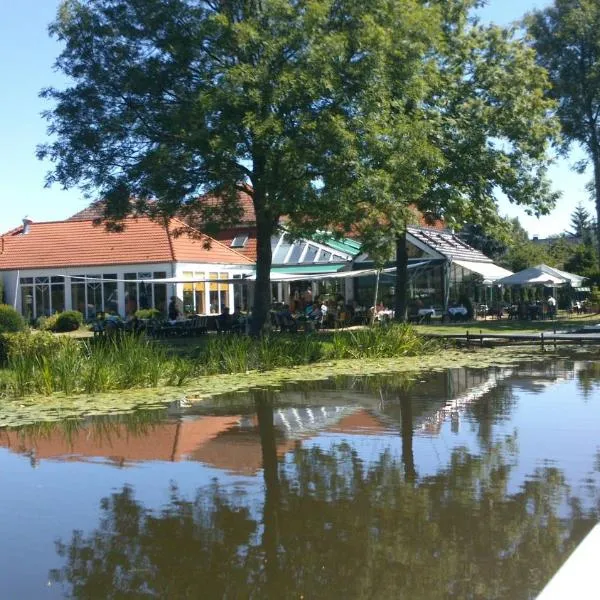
50, 387, 599, 599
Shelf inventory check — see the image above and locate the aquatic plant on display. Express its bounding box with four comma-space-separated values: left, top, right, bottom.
3, 333, 180, 397
327, 324, 429, 360
0, 325, 431, 400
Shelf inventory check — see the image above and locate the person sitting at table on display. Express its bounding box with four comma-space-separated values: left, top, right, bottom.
304, 300, 314, 317
217, 306, 233, 333
231, 306, 245, 333
275, 304, 297, 332
307, 302, 322, 322
168, 296, 180, 321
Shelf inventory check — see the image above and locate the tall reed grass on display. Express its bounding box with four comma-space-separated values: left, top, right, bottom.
0, 325, 430, 399
1, 332, 197, 398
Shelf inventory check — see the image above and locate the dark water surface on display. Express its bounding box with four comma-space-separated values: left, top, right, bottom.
1, 360, 600, 599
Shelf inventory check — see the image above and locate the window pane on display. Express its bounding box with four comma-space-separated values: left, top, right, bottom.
317, 251, 332, 263
20, 277, 33, 284
288, 242, 305, 264
86, 281, 102, 318
183, 284, 194, 315
71, 283, 86, 316
209, 273, 219, 313
153, 271, 167, 279
51, 276, 64, 284
209, 291, 219, 313
194, 288, 205, 314
303, 246, 318, 263
231, 233, 249, 248
271, 234, 282, 252
154, 284, 167, 315
21, 286, 33, 321
103, 280, 119, 315
219, 274, 229, 310
272, 240, 292, 263
35, 283, 50, 318
51, 284, 65, 313
218, 272, 229, 291
138, 282, 152, 310
125, 282, 137, 316
35, 277, 49, 284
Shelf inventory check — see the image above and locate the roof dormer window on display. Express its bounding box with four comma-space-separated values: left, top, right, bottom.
231, 233, 249, 248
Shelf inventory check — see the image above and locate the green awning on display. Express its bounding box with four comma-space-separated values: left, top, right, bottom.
271, 264, 346, 275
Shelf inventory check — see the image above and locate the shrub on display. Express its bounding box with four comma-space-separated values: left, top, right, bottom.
135, 308, 162, 320
55, 310, 84, 332
0, 304, 26, 334
37, 314, 60, 331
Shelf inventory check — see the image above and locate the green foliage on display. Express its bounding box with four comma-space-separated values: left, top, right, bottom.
569, 203, 592, 238
0, 325, 430, 398
55, 310, 84, 332
565, 242, 598, 277
0, 304, 26, 334
2, 333, 195, 397
37, 311, 83, 332
135, 309, 161, 320
327, 324, 428, 360
37, 314, 60, 331
527, 0, 600, 257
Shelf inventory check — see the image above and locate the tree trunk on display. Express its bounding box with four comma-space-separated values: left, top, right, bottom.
251, 187, 276, 336
400, 394, 417, 483
394, 230, 408, 322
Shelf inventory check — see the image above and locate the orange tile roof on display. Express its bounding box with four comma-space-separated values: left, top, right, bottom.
0, 217, 253, 271
213, 227, 258, 261
168, 219, 254, 265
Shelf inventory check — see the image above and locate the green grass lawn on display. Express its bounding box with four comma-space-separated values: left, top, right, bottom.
415, 312, 600, 336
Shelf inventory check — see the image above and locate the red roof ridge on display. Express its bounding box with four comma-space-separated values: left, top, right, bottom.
169, 217, 254, 264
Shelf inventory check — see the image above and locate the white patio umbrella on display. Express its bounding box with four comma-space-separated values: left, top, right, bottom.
495, 264, 574, 287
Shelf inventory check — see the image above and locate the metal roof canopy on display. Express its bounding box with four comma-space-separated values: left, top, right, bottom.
452, 259, 513, 284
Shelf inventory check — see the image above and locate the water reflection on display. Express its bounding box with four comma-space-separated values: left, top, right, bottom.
0, 360, 599, 598
48, 433, 596, 599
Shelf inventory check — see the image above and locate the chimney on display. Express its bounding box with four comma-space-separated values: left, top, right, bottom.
22, 216, 32, 235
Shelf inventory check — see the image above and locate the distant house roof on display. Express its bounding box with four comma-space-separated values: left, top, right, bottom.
0, 217, 253, 271
68, 190, 257, 224
407, 227, 495, 263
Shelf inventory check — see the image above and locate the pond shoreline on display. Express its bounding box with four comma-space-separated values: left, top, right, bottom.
2, 344, 597, 428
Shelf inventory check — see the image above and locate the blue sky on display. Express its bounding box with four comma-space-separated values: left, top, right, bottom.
0, 0, 591, 237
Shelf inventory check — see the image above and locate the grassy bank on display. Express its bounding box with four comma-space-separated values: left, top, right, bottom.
0, 325, 429, 399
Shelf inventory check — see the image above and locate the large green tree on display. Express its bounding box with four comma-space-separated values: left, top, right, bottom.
391, 3, 559, 320
527, 0, 600, 260
39, 0, 441, 334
